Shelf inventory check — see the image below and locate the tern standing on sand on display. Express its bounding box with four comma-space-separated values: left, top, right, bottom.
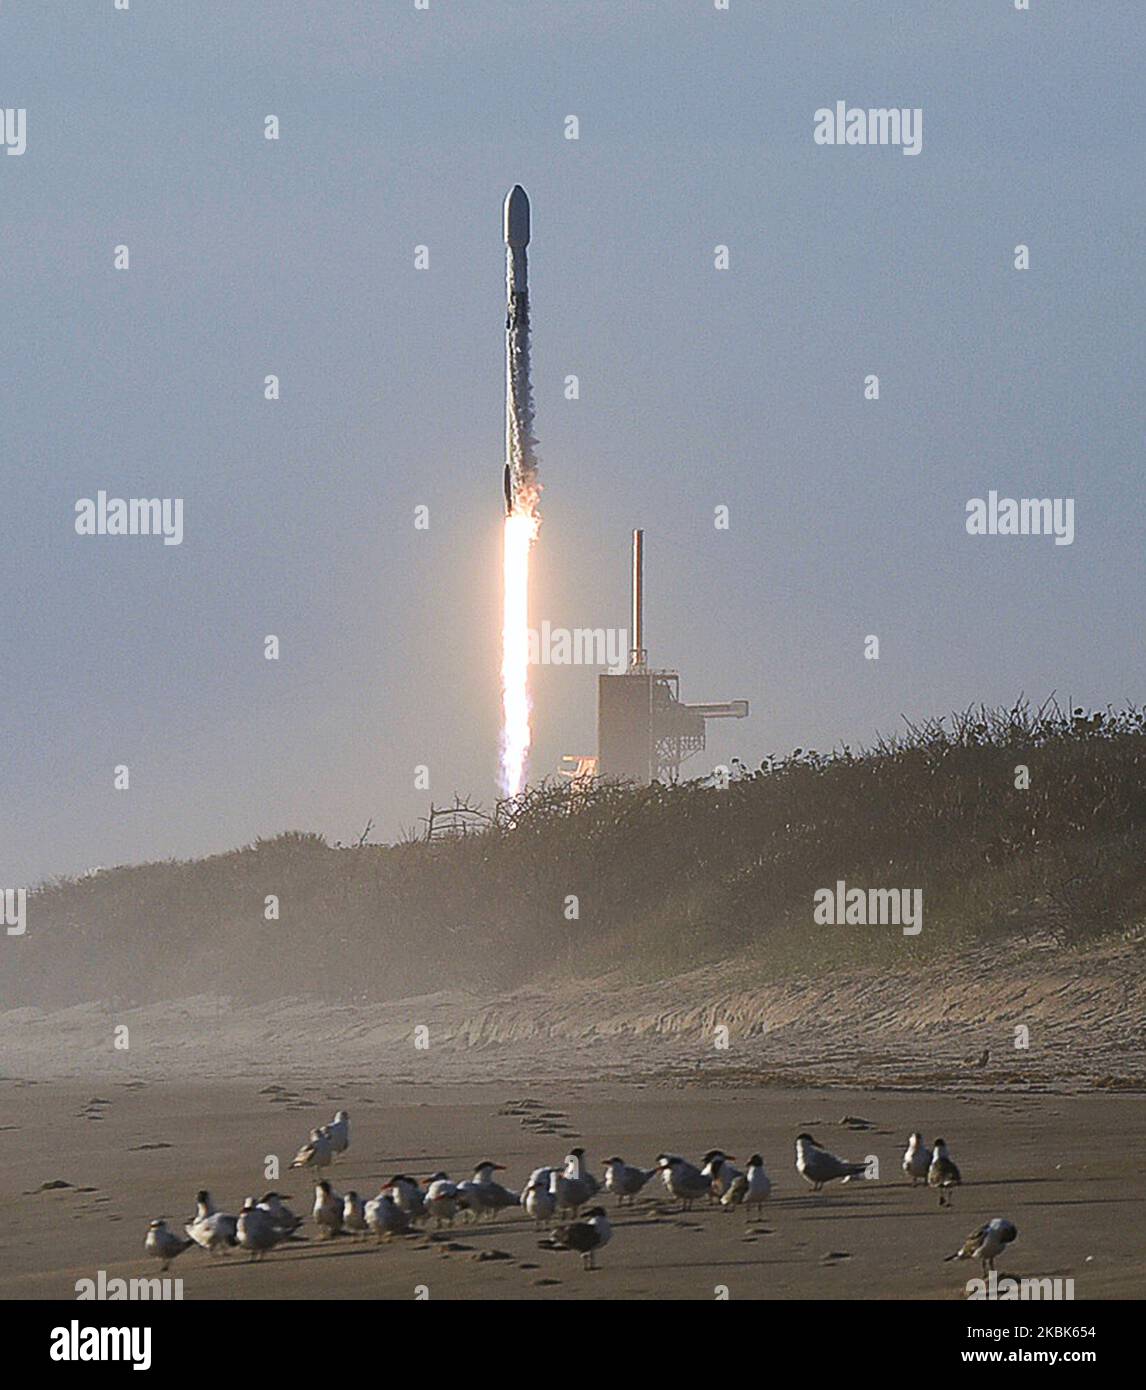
237, 1198, 282, 1260
342, 1191, 368, 1238
794, 1134, 869, 1192
457, 1161, 519, 1220
185, 1191, 237, 1253
424, 1173, 460, 1227
721, 1154, 772, 1216
257, 1191, 302, 1237
313, 1179, 343, 1237
701, 1150, 742, 1201
656, 1154, 712, 1210
144, 1219, 192, 1271
365, 1191, 409, 1241
524, 1173, 557, 1228
603, 1157, 656, 1205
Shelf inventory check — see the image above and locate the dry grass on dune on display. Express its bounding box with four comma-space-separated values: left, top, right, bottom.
8, 699, 1146, 1009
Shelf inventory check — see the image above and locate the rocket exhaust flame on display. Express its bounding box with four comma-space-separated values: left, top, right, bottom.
500, 495, 540, 798
499, 185, 540, 798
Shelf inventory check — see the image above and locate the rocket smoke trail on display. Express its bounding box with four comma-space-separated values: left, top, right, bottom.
500, 185, 541, 798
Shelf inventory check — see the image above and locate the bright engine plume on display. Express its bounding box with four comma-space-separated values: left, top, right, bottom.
499, 185, 540, 797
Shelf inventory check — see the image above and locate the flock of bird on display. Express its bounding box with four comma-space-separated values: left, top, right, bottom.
143, 1111, 1017, 1279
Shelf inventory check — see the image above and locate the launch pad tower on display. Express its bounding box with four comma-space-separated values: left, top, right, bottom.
596, 531, 748, 785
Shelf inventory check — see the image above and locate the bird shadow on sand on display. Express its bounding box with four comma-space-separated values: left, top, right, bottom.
257, 1241, 416, 1265
622, 1256, 789, 1272
965, 1177, 1057, 1188
1011, 1196, 1142, 1209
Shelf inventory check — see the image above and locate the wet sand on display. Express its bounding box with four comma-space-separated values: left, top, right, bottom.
2, 1078, 1143, 1300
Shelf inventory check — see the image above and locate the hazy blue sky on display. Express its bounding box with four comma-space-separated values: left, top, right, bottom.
2, 1, 1142, 886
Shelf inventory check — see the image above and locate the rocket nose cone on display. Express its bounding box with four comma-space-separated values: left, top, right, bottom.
504, 184, 530, 248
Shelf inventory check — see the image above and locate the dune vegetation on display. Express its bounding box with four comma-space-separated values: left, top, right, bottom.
8, 701, 1146, 1009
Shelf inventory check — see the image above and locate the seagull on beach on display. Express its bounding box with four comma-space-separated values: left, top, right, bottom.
602, 1157, 656, 1205
902, 1133, 933, 1185
185, 1191, 238, 1253
540, 1205, 612, 1270
794, 1134, 868, 1192
144, 1219, 193, 1271
945, 1218, 1017, 1275
928, 1138, 962, 1206
290, 1127, 333, 1173
312, 1179, 343, 1237
325, 1110, 350, 1159
656, 1154, 712, 1210
721, 1154, 772, 1216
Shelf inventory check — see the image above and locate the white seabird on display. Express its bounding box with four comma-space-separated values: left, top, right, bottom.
945, 1218, 1017, 1275
701, 1149, 743, 1201
928, 1137, 962, 1207
185, 1190, 238, 1254
721, 1154, 772, 1216
256, 1191, 303, 1238
550, 1149, 599, 1218
656, 1154, 712, 1210
144, 1218, 192, 1271
423, 1172, 460, 1228
326, 1110, 350, 1159
902, 1132, 932, 1185
365, 1191, 409, 1241
237, 1197, 282, 1260
312, 1179, 343, 1237
794, 1133, 868, 1192
523, 1172, 557, 1228
602, 1157, 656, 1205
342, 1190, 368, 1238
456, 1162, 519, 1220
540, 1206, 612, 1270
387, 1174, 426, 1224
290, 1127, 333, 1173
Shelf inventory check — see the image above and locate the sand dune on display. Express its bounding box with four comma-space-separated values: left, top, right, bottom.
2, 939, 1141, 1089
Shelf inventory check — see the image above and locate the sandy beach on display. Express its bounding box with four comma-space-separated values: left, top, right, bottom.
3, 1073, 1143, 1301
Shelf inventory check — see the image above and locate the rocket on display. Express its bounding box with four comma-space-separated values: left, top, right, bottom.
503, 184, 536, 515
